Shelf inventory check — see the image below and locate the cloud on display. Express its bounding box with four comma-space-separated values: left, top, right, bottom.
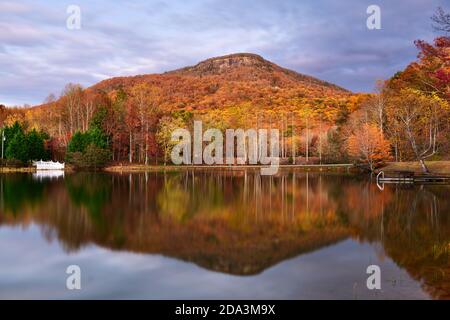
0, 0, 446, 106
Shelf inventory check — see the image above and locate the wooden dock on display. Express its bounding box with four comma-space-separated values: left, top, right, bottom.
377, 171, 450, 185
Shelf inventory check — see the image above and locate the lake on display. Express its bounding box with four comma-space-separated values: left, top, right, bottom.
0, 170, 448, 299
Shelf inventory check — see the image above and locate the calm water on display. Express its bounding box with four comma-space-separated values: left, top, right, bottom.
0, 170, 448, 299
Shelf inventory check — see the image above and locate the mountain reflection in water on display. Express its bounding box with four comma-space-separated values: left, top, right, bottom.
0, 170, 449, 299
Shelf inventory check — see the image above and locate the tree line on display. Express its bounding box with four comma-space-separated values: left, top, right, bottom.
0, 121, 49, 166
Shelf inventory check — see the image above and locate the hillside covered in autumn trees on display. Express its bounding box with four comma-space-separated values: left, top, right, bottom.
0, 33, 449, 171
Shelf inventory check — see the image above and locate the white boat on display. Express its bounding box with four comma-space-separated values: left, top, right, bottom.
32, 160, 65, 171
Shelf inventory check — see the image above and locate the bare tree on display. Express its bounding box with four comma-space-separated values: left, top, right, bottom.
44, 93, 56, 104
373, 80, 386, 133
431, 7, 450, 33
61, 83, 83, 135
82, 96, 95, 132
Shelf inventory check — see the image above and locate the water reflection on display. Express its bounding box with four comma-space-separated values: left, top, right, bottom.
0, 171, 449, 299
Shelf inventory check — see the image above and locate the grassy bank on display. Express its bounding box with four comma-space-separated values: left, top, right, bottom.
104, 163, 356, 173
0, 167, 35, 173
0, 165, 74, 173
380, 161, 450, 175
4, 162, 449, 175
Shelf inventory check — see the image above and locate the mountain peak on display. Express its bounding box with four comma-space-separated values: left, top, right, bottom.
87, 53, 349, 108
168, 53, 275, 76
167, 53, 348, 92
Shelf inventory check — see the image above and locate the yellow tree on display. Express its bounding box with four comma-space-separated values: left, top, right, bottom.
385, 89, 449, 173
156, 116, 187, 165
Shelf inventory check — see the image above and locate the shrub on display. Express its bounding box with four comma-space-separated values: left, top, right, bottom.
66, 144, 111, 169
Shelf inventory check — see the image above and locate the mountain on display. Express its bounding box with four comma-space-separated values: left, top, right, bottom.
5, 53, 360, 162
168, 53, 347, 91
84, 53, 351, 111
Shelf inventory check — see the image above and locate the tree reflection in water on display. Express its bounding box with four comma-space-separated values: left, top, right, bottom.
0, 170, 448, 298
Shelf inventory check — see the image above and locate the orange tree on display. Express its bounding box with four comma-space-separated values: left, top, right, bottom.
347, 123, 391, 171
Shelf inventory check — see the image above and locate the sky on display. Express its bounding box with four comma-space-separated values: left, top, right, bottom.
0, 0, 447, 106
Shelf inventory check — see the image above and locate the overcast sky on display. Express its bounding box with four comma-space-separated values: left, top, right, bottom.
0, 0, 446, 106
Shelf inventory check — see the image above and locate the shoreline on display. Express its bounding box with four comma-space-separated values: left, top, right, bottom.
103, 161, 450, 175
0, 167, 36, 173
103, 163, 357, 173
2, 161, 450, 175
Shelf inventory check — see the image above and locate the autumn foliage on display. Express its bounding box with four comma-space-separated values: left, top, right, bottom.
347, 124, 391, 170
1, 31, 448, 169
5, 53, 358, 165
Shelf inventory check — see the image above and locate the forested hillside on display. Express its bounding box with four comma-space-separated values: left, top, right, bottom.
0, 34, 448, 171
0, 53, 362, 165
